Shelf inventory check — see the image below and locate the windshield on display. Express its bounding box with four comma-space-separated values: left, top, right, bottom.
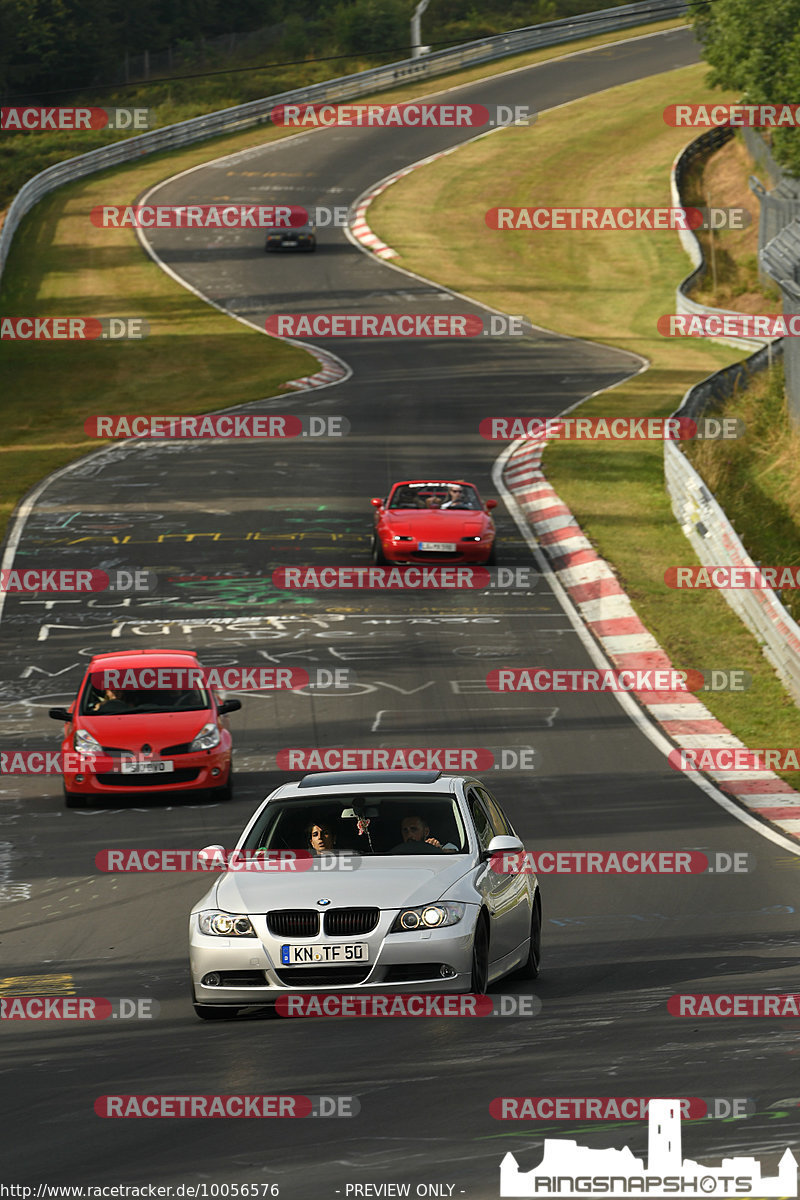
242, 795, 470, 856
80, 683, 210, 715
388, 483, 481, 510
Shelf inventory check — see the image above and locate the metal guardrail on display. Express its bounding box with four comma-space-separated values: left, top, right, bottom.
670, 126, 774, 352
664, 348, 800, 708
0, 0, 688, 282
665, 128, 800, 702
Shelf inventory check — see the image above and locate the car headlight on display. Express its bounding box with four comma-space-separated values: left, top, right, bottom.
389, 902, 465, 933
190, 723, 221, 751
198, 911, 256, 937
74, 729, 103, 755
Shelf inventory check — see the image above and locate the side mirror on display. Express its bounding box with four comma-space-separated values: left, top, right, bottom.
370, 497, 383, 508
480, 834, 524, 862
197, 845, 227, 868
218, 698, 242, 716
48, 707, 72, 722
485, 499, 498, 510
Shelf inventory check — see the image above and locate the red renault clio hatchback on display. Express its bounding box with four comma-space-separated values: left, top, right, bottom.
49, 649, 240, 808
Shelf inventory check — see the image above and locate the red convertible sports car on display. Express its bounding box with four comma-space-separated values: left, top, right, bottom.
371, 480, 498, 565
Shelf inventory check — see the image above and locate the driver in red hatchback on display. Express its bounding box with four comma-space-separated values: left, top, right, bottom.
49, 649, 241, 809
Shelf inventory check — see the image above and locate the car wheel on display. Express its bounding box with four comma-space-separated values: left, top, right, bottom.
470, 914, 490, 994
211, 768, 233, 802
485, 541, 497, 566
371, 534, 387, 565
64, 787, 86, 809
516, 893, 542, 980
193, 1003, 240, 1020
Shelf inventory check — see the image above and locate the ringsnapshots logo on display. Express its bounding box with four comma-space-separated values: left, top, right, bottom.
498, 1098, 798, 1197
265, 313, 525, 337
485, 207, 748, 232
270, 102, 535, 127
1, 317, 148, 340
1, 106, 151, 131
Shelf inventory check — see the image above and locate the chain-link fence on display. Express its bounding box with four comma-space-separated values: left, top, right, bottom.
742, 128, 800, 424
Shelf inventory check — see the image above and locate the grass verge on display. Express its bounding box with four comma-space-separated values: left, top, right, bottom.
0, 16, 687, 547
368, 61, 800, 776
0, 17, 686, 214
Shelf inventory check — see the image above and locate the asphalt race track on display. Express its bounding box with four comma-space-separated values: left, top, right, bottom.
3, 24, 800, 1198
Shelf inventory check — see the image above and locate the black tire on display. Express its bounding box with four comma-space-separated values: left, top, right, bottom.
371, 534, 387, 565
485, 541, 497, 566
193, 1003, 240, 1020
64, 787, 86, 809
470, 914, 490, 994
211, 768, 233, 803
516, 893, 542, 980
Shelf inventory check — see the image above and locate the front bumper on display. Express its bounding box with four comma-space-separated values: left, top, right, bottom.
64, 751, 231, 795
381, 542, 494, 565
189, 909, 477, 1004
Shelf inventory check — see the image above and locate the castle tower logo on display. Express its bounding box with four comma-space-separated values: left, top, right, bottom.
500, 1098, 797, 1197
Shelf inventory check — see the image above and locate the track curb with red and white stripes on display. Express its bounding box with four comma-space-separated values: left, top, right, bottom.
285, 349, 348, 390
503, 437, 800, 843
350, 146, 460, 259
